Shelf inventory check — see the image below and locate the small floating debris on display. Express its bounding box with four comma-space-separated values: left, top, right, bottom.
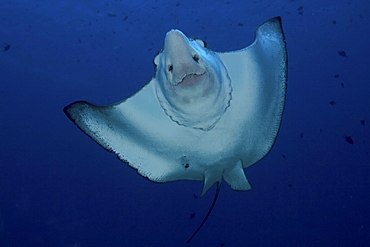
3, 43, 10, 52
345, 136, 354, 144
338, 51, 348, 57
298, 6, 304, 15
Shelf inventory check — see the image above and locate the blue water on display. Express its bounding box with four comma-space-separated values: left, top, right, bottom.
1, 0, 369, 246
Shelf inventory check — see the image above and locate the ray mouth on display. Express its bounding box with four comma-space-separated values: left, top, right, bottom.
177, 72, 206, 86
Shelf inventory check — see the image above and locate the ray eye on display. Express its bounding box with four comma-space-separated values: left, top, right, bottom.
168, 65, 173, 72
193, 55, 200, 63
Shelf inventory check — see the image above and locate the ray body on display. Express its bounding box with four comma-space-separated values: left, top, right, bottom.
64, 17, 287, 197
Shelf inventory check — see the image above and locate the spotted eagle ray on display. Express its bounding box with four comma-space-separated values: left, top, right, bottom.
64, 17, 287, 243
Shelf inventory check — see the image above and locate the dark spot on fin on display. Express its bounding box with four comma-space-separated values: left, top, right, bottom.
190, 213, 196, 219
187, 181, 222, 244
361, 120, 365, 126
329, 100, 336, 105
181, 156, 190, 169
334, 74, 339, 78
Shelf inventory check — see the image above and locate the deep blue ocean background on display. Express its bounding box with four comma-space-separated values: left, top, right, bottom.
1, 0, 369, 246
